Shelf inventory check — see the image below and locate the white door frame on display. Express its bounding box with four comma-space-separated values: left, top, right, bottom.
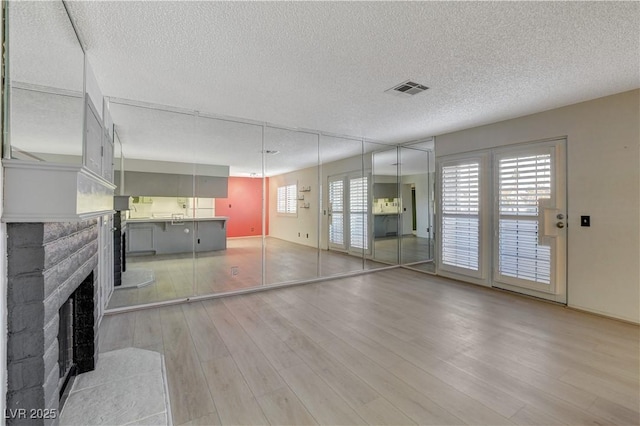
492, 139, 567, 303
436, 138, 568, 303
327, 171, 372, 256
328, 174, 347, 251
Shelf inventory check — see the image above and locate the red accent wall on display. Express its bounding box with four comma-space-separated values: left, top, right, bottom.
215, 177, 269, 237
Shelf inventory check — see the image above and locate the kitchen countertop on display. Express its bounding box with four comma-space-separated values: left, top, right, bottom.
126, 216, 229, 223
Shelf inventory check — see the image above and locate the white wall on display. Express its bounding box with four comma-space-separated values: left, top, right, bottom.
269, 166, 319, 248
435, 89, 640, 323
402, 173, 431, 239
268, 152, 372, 250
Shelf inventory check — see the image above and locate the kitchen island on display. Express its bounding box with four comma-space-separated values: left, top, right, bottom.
126, 217, 228, 256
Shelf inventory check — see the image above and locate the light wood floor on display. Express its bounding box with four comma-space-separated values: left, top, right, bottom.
110, 237, 387, 309
373, 235, 433, 265
99, 268, 639, 425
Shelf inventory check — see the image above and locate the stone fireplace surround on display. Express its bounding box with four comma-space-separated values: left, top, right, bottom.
6, 220, 100, 425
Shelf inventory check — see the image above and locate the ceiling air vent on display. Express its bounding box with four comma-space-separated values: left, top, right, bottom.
385, 80, 429, 97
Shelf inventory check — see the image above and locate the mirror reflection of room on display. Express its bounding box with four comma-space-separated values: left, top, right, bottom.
5, 0, 438, 312
6, 1, 84, 162
399, 141, 435, 271
105, 101, 415, 309
371, 140, 435, 270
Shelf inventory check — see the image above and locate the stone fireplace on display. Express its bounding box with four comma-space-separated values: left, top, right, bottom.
6, 220, 100, 425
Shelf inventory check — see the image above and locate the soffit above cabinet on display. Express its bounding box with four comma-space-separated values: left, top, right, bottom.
115, 171, 228, 198
116, 158, 229, 177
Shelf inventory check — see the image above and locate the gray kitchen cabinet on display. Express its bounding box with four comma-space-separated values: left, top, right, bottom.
122, 171, 180, 197
128, 225, 155, 253
195, 220, 227, 251
126, 219, 227, 255
374, 214, 399, 237
374, 216, 387, 238
156, 222, 196, 254
116, 171, 228, 197
177, 175, 195, 197
373, 183, 398, 199
195, 175, 228, 198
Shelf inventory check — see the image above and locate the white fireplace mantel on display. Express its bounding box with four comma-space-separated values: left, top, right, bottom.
2, 159, 116, 222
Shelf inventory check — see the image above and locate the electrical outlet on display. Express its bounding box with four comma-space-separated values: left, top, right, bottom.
231, 266, 239, 276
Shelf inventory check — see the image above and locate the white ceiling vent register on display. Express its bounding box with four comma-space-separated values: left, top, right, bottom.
385, 80, 429, 97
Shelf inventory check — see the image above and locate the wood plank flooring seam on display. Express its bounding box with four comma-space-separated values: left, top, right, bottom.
242, 292, 411, 425
101, 267, 638, 426
191, 347, 224, 424
280, 280, 564, 422
255, 290, 469, 425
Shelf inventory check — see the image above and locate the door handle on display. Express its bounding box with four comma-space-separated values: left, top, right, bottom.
556, 221, 565, 229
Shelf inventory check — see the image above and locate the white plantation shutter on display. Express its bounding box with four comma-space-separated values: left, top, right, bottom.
349, 176, 368, 250
441, 162, 480, 271
286, 184, 297, 214
497, 154, 551, 284
329, 179, 344, 245
277, 184, 297, 214
277, 186, 286, 213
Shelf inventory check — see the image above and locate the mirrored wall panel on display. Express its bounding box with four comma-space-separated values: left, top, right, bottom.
318, 135, 369, 276
5, 2, 438, 312
194, 115, 264, 295
371, 144, 401, 265
5, 1, 85, 162
108, 102, 198, 308
400, 140, 435, 272
102, 99, 435, 310
264, 126, 319, 285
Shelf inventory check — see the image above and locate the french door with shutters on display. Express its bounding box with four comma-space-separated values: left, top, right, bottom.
348, 175, 369, 255
328, 176, 346, 251
438, 139, 567, 303
439, 158, 484, 279
328, 173, 370, 254
493, 140, 567, 302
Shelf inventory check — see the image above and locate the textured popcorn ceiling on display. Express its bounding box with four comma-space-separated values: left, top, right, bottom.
64, 1, 639, 144
108, 101, 382, 176
8, 1, 83, 91
10, 2, 639, 171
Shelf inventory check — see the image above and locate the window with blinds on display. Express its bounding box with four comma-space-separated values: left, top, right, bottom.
349, 176, 368, 250
276, 184, 297, 215
498, 154, 551, 284
441, 162, 480, 271
329, 179, 344, 245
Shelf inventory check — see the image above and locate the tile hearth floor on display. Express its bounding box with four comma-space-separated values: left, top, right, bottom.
59, 348, 171, 425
